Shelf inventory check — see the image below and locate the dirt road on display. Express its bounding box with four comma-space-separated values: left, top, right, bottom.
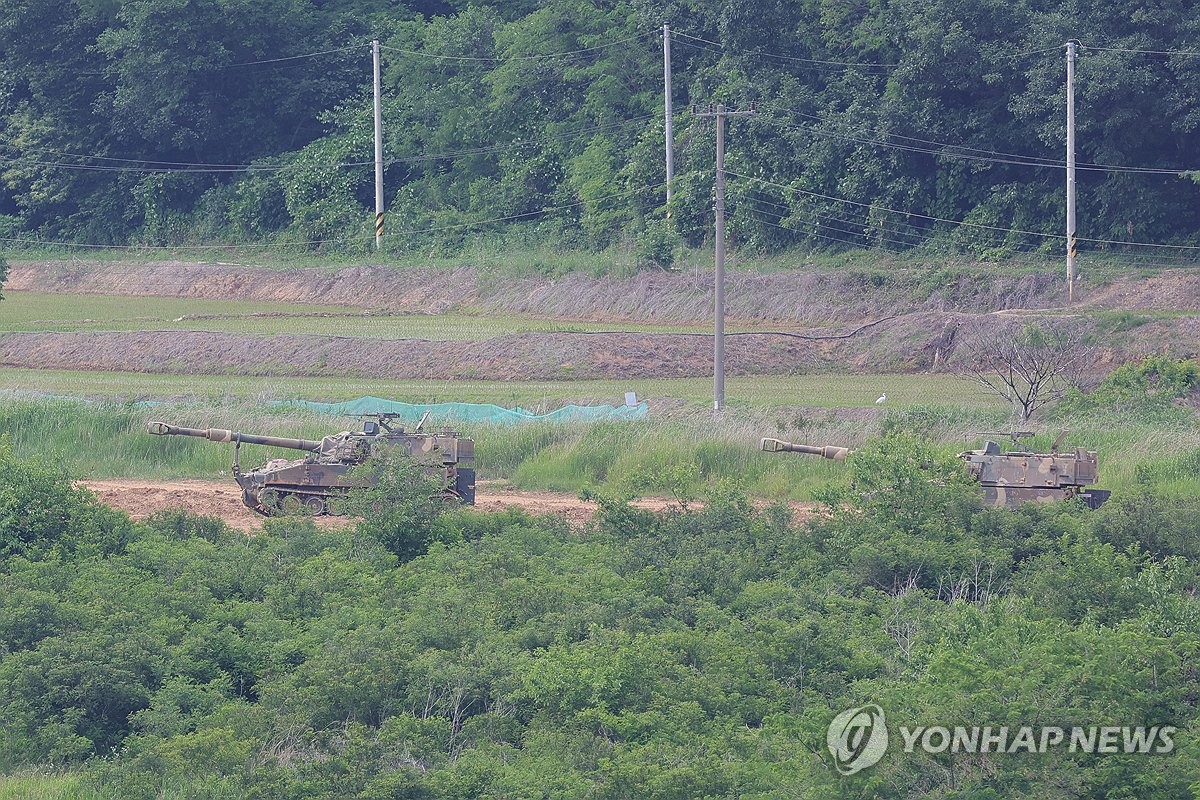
78, 478, 716, 532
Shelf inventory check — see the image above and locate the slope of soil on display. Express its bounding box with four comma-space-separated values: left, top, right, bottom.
2, 312, 1196, 380
13, 260, 1198, 326
6, 261, 1198, 383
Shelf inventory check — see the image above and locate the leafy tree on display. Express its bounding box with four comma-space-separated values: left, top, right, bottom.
337, 453, 455, 560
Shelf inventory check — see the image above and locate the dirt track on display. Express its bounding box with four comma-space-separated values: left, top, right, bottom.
79, 478, 740, 532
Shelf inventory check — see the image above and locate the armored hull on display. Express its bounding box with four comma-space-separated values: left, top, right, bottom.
761, 434, 1110, 509
149, 416, 475, 516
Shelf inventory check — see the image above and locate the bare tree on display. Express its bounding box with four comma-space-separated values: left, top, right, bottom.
953, 319, 1094, 424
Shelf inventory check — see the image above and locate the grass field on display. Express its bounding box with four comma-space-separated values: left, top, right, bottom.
0, 367, 1007, 410
0, 771, 99, 800
11, 242, 1196, 282
0, 292, 353, 330
0, 292, 740, 338
2, 392, 1198, 500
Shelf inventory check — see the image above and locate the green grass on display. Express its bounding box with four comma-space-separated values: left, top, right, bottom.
0, 397, 863, 496
0, 292, 354, 331
0, 292, 723, 339
13, 242, 1196, 281
3, 395, 1197, 501
0, 770, 102, 800
0, 367, 1006, 409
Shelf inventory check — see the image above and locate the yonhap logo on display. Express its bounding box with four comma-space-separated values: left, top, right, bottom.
826, 702, 1177, 777
827, 704, 888, 775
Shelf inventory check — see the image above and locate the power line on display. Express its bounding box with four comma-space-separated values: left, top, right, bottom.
377, 31, 653, 63
0, 181, 670, 251
761, 114, 1200, 175
1082, 44, 1200, 58
739, 198, 1061, 262
727, 169, 1066, 240
0, 114, 657, 174
737, 180, 1200, 263
221, 44, 365, 68
671, 30, 897, 69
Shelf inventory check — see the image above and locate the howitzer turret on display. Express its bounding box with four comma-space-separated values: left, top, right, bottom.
760, 433, 1110, 509
148, 414, 475, 516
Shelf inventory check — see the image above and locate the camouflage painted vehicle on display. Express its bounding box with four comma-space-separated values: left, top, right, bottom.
760, 432, 1111, 509
148, 414, 475, 516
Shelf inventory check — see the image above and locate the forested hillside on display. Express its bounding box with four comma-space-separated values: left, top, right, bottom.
2, 0, 1199, 263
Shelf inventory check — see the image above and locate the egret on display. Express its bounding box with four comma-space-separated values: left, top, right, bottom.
875, 394, 887, 404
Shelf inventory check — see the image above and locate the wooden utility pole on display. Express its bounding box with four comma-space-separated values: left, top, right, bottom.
694, 104, 755, 414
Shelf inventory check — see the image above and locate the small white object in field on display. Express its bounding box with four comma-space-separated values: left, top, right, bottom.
875, 394, 887, 404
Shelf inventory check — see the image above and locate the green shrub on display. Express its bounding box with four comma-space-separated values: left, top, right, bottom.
1060, 356, 1199, 417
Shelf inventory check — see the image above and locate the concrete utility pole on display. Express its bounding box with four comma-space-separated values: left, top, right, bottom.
373, 39, 384, 249
1065, 40, 1077, 303
663, 24, 674, 210
694, 104, 755, 414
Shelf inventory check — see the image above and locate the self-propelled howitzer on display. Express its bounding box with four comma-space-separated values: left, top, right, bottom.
760, 434, 1110, 509
147, 415, 475, 516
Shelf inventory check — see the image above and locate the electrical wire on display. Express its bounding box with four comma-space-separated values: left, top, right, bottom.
739, 199, 1061, 262
727, 169, 1066, 240
736, 182, 1200, 266
0, 181, 669, 251
0, 114, 657, 174
221, 44, 366, 68
377, 31, 653, 63
1082, 44, 1200, 58
761, 114, 1200, 176
671, 30, 898, 69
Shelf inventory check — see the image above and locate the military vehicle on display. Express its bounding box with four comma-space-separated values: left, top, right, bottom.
760, 431, 1111, 509
147, 414, 475, 516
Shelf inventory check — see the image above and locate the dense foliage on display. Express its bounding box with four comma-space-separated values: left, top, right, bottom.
1059, 356, 1200, 418
1, 437, 1198, 797
1, 0, 1199, 260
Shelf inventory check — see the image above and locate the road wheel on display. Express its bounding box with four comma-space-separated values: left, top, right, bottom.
303, 495, 327, 516
279, 493, 305, 515
257, 489, 282, 515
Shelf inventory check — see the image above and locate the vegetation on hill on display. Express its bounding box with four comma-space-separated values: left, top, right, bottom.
0, 437, 1197, 797
1, 0, 1199, 266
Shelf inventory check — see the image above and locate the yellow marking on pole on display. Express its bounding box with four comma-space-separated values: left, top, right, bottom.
375, 213, 385, 238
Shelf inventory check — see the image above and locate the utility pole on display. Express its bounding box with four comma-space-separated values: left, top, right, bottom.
694, 104, 755, 414
373, 39, 384, 250
663, 24, 674, 210
1065, 40, 1077, 303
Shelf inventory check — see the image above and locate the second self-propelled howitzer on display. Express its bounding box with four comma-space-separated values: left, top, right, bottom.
760, 433, 1111, 509
148, 414, 475, 516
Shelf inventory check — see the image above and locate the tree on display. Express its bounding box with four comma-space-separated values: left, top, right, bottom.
953, 319, 1094, 424
337, 453, 454, 561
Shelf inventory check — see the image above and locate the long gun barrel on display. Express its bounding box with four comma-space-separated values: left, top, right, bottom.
760, 438, 850, 460
147, 421, 323, 453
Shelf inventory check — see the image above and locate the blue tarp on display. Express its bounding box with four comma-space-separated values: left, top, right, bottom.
274, 396, 648, 425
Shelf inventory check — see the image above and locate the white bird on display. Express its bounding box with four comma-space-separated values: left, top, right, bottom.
875, 394, 887, 404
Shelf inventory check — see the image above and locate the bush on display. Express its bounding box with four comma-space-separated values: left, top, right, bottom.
336, 454, 455, 561
0, 438, 135, 560
1059, 356, 1199, 416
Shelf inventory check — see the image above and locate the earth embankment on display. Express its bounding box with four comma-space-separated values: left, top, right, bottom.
5, 261, 1198, 380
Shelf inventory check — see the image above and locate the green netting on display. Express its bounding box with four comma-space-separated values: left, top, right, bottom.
274, 396, 648, 424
